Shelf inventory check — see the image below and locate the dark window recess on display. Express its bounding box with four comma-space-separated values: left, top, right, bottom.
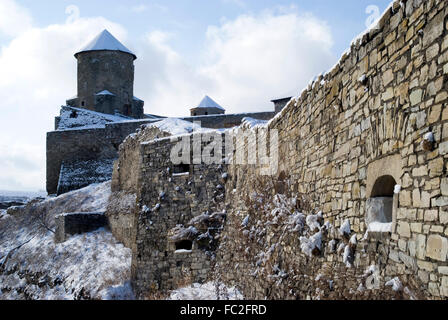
81, 101, 85, 107
367, 175, 397, 224
371, 175, 396, 197
173, 163, 190, 174
175, 240, 192, 251
205, 112, 208, 115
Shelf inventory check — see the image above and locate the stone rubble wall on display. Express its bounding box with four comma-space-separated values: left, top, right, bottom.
54, 212, 108, 243
215, 0, 448, 299
131, 133, 228, 299
47, 112, 276, 195
107, 126, 171, 250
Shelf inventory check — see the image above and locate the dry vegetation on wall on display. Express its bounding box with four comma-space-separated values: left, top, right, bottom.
215, 175, 430, 300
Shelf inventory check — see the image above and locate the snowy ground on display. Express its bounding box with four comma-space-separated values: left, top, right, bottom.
168, 282, 244, 300
0, 181, 243, 300
0, 182, 133, 300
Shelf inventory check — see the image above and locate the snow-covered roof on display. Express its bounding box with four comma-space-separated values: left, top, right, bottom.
75, 29, 136, 59
193, 95, 225, 111
96, 90, 115, 96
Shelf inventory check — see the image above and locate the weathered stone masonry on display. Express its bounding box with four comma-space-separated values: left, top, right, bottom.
47, 0, 448, 299
215, 0, 448, 299
130, 133, 228, 298
47, 112, 276, 195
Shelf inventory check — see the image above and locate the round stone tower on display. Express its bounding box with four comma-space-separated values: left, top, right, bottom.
67, 29, 144, 118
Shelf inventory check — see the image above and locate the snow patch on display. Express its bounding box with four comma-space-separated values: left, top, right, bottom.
57, 106, 129, 130
339, 219, 351, 236
385, 277, 403, 292
367, 222, 393, 233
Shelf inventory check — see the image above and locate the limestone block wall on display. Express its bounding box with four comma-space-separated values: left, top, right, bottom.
46, 111, 275, 195
46, 120, 160, 195
46, 128, 118, 194
215, 0, 448, 299
131, 134, 227, 299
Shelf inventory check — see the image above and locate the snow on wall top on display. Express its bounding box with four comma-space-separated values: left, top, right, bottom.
193, 95, 225, 111
147, 118, 204, 136
267, 0, 396, 128
75, 29, 136, 59
57, 106, 129, 131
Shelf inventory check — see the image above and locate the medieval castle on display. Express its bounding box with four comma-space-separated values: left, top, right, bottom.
46, 0, 448, 299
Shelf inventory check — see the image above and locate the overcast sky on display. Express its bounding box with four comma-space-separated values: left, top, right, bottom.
0, 0, 391, 192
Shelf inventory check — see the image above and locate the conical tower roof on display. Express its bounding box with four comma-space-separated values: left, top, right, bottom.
75, 29, 136, 59
195, 95, 225, 111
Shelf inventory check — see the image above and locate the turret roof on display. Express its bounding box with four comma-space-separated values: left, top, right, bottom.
193, 95, 225, 111
75, 29, 136, 59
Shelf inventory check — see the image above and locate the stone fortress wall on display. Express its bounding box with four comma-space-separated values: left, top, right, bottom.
46, 0, 448, 299
127, 132, 228, 297
214, 0, 448, 299
47, 111, 276, 195
106, 0, 448, 299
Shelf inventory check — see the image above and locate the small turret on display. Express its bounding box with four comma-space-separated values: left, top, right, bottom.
190, 96, 225, 116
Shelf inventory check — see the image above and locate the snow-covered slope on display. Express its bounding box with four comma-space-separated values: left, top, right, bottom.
57, 106, 130, 131
0, 182, 133, 300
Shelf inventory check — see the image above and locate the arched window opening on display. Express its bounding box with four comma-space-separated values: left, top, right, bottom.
175, 240, 192, 251
366, 175, 396, 225
371, 175, 396, 198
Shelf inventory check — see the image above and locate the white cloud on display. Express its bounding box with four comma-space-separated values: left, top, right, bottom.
0, 0, 33, 37
200, 9, 335, 112
136, 8, 335, 115
0, 2, 335, 191
133, 31, 213, 117
0, 143, 44, 191
0, 4, 127, 191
